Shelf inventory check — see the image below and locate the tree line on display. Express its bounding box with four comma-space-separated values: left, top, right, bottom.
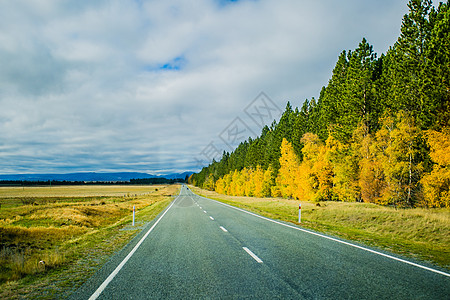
0, 177, 185, 186
189, 0, 449, 208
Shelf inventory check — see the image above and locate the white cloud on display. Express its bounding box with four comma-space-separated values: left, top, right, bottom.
0, 0, 413, 174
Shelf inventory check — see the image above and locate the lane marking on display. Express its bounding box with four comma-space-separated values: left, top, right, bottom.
209, 216, 214, 220
192, 193, 450, 278
203, 210, 207, 214
220, 226, 228, 232
243, 247, 263, 263
89, 191, 181, 299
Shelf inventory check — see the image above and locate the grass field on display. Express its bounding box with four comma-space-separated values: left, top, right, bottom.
188, 185, 450, 270
0, 185, 159, 198
0, 184, 180, 299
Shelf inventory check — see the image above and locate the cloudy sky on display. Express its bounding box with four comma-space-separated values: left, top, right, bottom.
0, 0, 419, 175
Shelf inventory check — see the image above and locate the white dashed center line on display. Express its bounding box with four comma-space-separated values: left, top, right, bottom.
209, 216, 214, 220
243, 247, 263, 263
220, 226, 228, 232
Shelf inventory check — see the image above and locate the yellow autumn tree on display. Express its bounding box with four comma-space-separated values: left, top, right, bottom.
215, 177, 226, 194
354, 123, 385, 203
373, 113, 395, 205
252, 165, 265, 198
326, 135, 359, 202
237, 169, 247, 196
188, 174, 195, 186
241, 168, 254, 197
295, 162, 312, 201
228, 170, 239, 196
375, 111, 421, 207
203, 175, 215, 191
262, 166, 275, 197
276, 138, 300, 199
312, 142, 335, 202
299, 133, 334, 202
214, 165, 274, 198
297, 133, 319, 201
296, 134, 317, 201
224, 172, 232, 195
421, 127, 450, 207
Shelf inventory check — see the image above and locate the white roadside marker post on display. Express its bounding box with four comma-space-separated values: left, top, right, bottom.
132, 206, 135, 226
298, 203, 301, 223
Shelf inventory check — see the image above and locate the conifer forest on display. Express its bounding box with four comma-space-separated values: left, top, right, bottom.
190, 0, 450, 208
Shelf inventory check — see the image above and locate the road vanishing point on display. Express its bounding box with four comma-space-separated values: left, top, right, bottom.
71, 185, 449, 299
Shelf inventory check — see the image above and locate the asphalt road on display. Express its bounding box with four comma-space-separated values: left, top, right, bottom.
71, 185, 449, 299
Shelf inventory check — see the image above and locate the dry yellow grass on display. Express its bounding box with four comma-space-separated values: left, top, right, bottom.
0, 185, 164, 198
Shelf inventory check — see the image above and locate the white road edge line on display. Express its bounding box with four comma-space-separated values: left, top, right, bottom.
209, 216, 214, 220
220, 226, 228, 232
243, 247, 263, 263
196, 194, 450, 278
89, 193, 180, 300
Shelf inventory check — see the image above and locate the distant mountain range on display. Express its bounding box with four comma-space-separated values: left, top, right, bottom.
0, 172, 193, 182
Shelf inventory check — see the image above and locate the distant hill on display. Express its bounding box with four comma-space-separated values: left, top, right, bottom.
0, 172, 193, 182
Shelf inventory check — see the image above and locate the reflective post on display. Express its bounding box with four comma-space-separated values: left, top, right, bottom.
298, 203, 301, 223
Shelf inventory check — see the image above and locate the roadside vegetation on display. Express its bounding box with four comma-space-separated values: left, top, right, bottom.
0, 184, 179, 299
189, 185, 450, 270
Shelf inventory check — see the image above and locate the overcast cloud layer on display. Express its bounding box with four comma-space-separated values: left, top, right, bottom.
0, 0, 416, 175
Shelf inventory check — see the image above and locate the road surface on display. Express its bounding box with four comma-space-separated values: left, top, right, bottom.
71, 185, 449, 299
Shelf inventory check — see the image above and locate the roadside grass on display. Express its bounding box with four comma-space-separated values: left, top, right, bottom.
0, 184, 179, 299
189, 185, 450, 270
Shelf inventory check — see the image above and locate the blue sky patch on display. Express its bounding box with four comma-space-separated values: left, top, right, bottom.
217, 0, 242, 7
144, 56, 186, 72
160, 56, 185, 70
